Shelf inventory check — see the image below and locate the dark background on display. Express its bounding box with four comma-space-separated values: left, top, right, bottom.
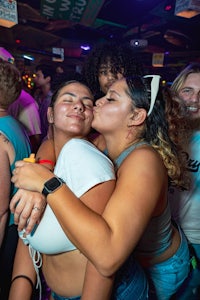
1, 0, 200, 81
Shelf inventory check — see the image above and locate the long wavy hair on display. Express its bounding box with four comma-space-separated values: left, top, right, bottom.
171, 62, 200, 129
125, 76, 188, 189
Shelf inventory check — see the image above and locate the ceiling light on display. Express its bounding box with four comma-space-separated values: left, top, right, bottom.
164, 5, 172, 12
130, 39, 148, 48
175, 0, 200, 18
22, 54, 34, 61
80, 45, 90, 51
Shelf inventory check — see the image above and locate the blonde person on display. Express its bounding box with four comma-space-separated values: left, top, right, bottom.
169, 62, 200, 299
11, 75, 190, 299
9, 80, 148, 300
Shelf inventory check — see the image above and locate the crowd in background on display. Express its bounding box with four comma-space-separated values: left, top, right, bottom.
0, 41, 199, 300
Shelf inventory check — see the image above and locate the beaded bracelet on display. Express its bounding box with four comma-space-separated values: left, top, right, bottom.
11, 275, 34, 290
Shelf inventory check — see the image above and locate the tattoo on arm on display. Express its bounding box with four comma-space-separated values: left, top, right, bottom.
0, 133, 10, 144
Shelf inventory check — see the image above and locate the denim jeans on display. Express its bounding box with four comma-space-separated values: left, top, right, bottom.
145, 227, 190, 300
112, 255, 149, 300
174, 243, 200, 300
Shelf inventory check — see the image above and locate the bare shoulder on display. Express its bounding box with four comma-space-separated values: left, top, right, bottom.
129, 144, 162, 164
118, 144, 166, 179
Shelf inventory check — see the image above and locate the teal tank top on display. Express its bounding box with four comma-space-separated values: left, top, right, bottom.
115, 141, 148, 168
115, 141, 172, 256
0, 115, 31, 225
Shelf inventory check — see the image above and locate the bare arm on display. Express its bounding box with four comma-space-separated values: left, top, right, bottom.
11, 147, 165, 277
36, 138, 55, 171
0, 140, 11, 247
79, 180, 115, 300
8, 239, 36, 300
82, 261, 114, 300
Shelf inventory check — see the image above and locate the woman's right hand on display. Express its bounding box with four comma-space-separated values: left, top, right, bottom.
10, 189, 46, 233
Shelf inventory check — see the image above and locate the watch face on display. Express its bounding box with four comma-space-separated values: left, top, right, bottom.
42, 177, 63, 196
46, 177, 62, 190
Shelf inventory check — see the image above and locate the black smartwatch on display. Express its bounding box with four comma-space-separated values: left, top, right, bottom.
42, 177, 64, 197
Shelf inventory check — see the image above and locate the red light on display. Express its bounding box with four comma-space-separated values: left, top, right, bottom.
165, 5, 172, 11
15, 39, 21, 44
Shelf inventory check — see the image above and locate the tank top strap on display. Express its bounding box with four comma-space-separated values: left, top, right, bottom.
115, 141, 149, 168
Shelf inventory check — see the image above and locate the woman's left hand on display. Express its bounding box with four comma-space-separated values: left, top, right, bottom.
10, 188, 46, 233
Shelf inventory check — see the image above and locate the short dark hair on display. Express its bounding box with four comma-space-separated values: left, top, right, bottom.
0, 60, 22, 109
35, 64, 55, 81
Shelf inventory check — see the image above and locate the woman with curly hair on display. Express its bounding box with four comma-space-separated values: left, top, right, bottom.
82, 41, 144, 99
82, 41, 144, 144
11, 75, 190, 300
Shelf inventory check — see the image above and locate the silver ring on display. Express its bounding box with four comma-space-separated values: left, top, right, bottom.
33, 207, 40, 211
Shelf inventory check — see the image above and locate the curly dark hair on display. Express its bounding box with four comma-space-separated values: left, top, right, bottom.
82, 42, 144, 99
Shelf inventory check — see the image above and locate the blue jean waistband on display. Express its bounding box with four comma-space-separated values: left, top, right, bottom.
51, 291, 80, 300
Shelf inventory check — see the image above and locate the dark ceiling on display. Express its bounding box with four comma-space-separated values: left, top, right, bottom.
1, 0, 200, 72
